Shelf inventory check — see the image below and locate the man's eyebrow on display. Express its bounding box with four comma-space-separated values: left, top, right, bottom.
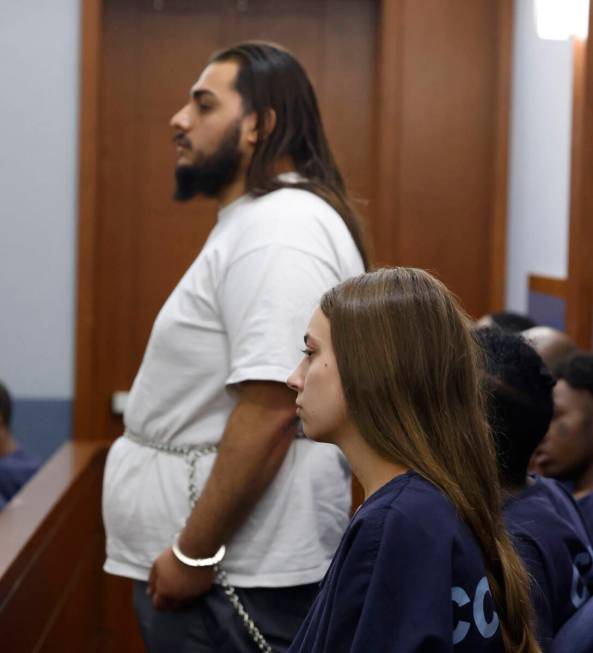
190, 88, 216, 101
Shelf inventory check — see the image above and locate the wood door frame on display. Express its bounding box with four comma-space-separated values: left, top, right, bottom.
75, 0, 102, 440
566, 8, 593, 350
73, 0, 512, 440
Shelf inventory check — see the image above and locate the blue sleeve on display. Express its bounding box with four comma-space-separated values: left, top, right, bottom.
292, 506, 454, 652
512, 534, 553, 652
350, 506, 454, 652
0, 449, 40, 502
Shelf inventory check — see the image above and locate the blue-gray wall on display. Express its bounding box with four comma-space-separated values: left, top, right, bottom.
506, 0, 573, 316
0, 1, 80, 461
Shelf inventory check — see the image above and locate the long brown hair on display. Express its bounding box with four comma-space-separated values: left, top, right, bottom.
209, 42, 368, 269
320, 268, 540, 653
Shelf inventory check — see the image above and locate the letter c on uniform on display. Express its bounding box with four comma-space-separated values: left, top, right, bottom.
474, 576, 500, 639
451, 586, 471, 645
571, 552, 592, 608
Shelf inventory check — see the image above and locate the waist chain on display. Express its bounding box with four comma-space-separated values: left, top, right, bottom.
125, 431, 273, 653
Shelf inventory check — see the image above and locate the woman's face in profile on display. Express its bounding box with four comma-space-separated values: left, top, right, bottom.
287, 307, 350, 444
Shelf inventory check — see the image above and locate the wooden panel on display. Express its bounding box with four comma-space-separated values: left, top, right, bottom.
375, 0, 511, 318
397, 0, 501, 316
99, 574, 144, 653
489, 0, 513, 312
74, 0, 103, 440
375, 0, 404, 264
0, 443, 119, 651
0, 441, 144, 653
566, 9, 593, 349
529, 274, 568, 300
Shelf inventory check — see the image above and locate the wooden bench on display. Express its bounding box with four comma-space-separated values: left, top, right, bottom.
0, 440, 143, 652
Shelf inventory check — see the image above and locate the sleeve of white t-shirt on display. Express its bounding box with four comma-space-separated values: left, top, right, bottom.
220, 243, 342, 386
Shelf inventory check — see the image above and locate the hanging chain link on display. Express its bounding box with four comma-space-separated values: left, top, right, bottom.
125, 431, 273, 653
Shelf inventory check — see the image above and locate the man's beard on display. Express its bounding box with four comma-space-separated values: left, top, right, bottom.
174, 120, 243, 201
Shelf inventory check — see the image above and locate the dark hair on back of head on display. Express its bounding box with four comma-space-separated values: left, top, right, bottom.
555, 353, 593, 396
490, 311, 537, 334
0, 380, 13, 428
209, 41, 368, 269
475, 328, 555, 488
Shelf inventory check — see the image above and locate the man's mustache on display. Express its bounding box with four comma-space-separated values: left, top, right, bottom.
172, 133, 192, 150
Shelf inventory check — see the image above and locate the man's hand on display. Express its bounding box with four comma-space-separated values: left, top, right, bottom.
148, 547, 214, 610
148, 381, 296, 611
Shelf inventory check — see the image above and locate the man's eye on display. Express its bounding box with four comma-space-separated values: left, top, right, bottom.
198, 103, 212, 112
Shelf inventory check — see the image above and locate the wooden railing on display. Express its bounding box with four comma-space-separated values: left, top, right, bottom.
529, 274, 568, 299
0, 441, 144, 652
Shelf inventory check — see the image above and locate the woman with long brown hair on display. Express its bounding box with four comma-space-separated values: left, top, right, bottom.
287, 268, 541, 652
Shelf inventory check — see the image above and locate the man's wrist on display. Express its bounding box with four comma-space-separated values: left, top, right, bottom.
172, 535, 226, 568
177, 530, 224, 561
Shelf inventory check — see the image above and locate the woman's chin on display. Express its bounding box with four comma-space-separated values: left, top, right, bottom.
301, 426, 335, 445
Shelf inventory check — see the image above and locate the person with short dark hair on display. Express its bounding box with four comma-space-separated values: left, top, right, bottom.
532, 353, 593, 492
476, 310, 537, 333
0, 380, 40, 505
532, 353, 593, 533
477, 329, 593, 651
101, 42, 366, 652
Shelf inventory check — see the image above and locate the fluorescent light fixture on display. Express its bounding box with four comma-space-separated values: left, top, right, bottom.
534, 0, 590, 40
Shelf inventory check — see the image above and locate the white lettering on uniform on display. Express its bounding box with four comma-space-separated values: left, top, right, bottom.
451, 577, 499, 645
451, 587, 471, 645
571, 549, 593, 608
473, 576, 500, 638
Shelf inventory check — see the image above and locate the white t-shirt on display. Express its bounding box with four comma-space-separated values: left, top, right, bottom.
102, 180, 364, 587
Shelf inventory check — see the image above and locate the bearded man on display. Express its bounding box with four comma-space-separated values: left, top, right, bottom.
101, 42, 366, 652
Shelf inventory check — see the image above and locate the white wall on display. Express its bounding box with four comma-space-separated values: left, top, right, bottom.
505, 0, 574, 312
0, 1, 80, 398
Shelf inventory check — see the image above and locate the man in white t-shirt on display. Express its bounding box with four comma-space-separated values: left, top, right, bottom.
102, 42, 366, 652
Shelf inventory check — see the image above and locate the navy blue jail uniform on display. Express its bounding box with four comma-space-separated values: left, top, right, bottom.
503, 476, 593, 652
289, 472, 503, 653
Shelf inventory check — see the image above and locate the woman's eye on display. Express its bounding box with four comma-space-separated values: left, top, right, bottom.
301, 348, 313, 357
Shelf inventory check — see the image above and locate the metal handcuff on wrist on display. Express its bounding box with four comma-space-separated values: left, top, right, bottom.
171, 538, 226, 568
171, 535, 272, 653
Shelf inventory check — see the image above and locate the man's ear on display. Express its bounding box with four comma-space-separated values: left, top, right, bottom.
260, 108, 277, 140
244, 111, 259, 146
245, 108, 277, 145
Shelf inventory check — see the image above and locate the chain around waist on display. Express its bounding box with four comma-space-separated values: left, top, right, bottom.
123, 429, 218, 458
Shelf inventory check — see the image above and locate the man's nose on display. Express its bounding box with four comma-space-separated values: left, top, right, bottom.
170, 104, 191, 131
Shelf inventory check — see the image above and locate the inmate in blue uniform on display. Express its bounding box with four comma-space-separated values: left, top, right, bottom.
577, 492, 593, 540
0, 447, 40, 505
288, 471, 503, 653
503, 476, 593, 652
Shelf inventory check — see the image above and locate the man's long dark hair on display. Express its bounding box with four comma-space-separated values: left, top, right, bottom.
210, 42, 368, 268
